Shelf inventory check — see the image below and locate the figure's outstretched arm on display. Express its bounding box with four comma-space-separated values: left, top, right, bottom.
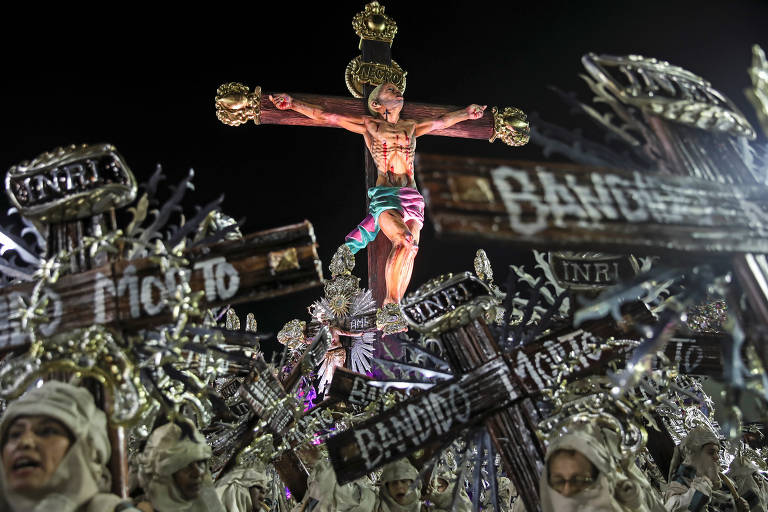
270, 94, 366, 134
413, 104, 486, 137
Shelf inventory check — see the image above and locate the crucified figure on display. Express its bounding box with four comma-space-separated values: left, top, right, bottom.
269, 83, 485, 306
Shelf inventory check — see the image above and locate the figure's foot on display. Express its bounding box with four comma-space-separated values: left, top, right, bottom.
376, 303, 408, 334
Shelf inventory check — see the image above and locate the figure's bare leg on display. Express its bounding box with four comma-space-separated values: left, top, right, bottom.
378, 210, 420, 304
396, 219, 421, 301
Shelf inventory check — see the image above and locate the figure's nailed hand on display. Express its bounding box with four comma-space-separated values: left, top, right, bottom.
270, 93, 293, 110
466, 104, 487, 120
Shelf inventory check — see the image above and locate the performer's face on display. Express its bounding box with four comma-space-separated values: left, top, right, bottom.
173, 459, 207, 500
1, 416, 73, 495
386, 478, 414, 504
547, 450, 597, 497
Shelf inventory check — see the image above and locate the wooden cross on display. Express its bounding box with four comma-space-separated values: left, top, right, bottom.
0, 221, 323, 495
214, 2, 527, 310
323, 285, 728, 511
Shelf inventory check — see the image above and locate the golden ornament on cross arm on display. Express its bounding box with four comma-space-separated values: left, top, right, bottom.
268, 247, 300, 273
489, 106, 530, 147
277, 319, 308, 349
215, 82, 262, 126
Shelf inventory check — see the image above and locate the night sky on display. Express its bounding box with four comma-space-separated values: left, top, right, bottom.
2, 0, 766, 353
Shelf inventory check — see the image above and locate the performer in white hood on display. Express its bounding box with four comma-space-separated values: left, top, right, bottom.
540, 424, 659, 512
725, 453, 768, 511
424, 470, 471, 512
299, 454, 422, 512
0, 380, 139, 512
664, 424, 753, 511
664, 424, 725, 512
136, 420, 224, 512
215, 465, 270, 512
378, 459, 422, 512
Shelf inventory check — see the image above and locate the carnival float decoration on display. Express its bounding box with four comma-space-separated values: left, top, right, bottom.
1, 2, 768, 511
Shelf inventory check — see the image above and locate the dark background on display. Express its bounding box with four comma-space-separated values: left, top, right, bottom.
2, 0, 766, 354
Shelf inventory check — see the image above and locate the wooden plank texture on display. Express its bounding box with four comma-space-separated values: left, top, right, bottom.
417, 154, 768, 257
258, 92, 494, 141
0, 221, 322, 352
327, 356, 519, 482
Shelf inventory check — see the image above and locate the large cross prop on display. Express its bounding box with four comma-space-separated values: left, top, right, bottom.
214, 1, 528, 310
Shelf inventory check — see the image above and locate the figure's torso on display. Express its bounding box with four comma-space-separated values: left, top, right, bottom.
364, 118, 417, 188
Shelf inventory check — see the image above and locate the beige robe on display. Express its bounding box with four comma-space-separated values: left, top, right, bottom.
301, 459, 421, 512
137, 422, 224, 512
541, 428, 661, 512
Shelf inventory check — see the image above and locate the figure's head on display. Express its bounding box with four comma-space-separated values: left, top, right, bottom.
380, 458, 419, 505
368, 82, 404, 117
681, 425, 721, 460
433, 476, 449, 493
547, 448, 599, 497
0, 381, 112, 503
138, 419, 212, 505
700, 442, 720, 464
678, 424, 722, 484
385, 479, 413, 505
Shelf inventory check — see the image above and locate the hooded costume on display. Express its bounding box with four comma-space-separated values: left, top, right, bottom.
664, 424, 727, 512
215, 466, 269, 512
725, 454, 768, 511
426, 471, 471, 512
137, 421, 224, 512
540, 425, 660, 512
0, 381, 138, 512
302, 457, 378, 512
378, 459, 422, 512
300, 457, 421, 512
